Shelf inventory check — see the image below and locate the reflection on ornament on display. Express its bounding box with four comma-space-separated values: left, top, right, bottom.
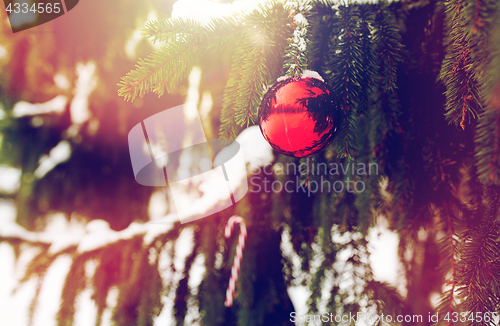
259, 76, 339, 158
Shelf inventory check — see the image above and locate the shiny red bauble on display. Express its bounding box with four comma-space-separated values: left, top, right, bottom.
258, 77, 339, 158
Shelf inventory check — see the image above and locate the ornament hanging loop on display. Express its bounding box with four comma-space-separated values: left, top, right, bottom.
224, 215, 247, 307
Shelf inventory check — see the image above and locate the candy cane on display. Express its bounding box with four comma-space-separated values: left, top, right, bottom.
224, 215, 247, 307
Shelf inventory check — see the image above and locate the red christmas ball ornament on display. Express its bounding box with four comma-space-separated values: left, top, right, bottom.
259, 75, 339, 158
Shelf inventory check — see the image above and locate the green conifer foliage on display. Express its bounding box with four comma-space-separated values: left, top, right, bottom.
2, 0, 500, 325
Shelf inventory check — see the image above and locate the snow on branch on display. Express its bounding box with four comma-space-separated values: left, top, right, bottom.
0, 126, 273, 255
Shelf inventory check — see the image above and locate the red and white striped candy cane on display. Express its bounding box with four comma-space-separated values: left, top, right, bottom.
224, 215, 247, 307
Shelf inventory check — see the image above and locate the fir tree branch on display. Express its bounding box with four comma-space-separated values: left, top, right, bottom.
373, 5, 403, 94
57, 255, 88, 326
219, 39, 275, 139
118, 39, 201, 101
118, 17, 250, 101
326, 5, 364, 158
367, 280, 406, 319
283, 15, 309, 77
440, 1, 482, 129
218, 3, 291, 139
435, 202, 461, 325
473, 4, 500, 185
475, 111, 500, 184
219, 47, 246, 140
119, 2, 292, 147
306, 0, 337, 72
455, 186, 500, 325
141, 18, 205, 44
369, 3, 404, 179
233, 48, 269, 128
357, 7, 376, 116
